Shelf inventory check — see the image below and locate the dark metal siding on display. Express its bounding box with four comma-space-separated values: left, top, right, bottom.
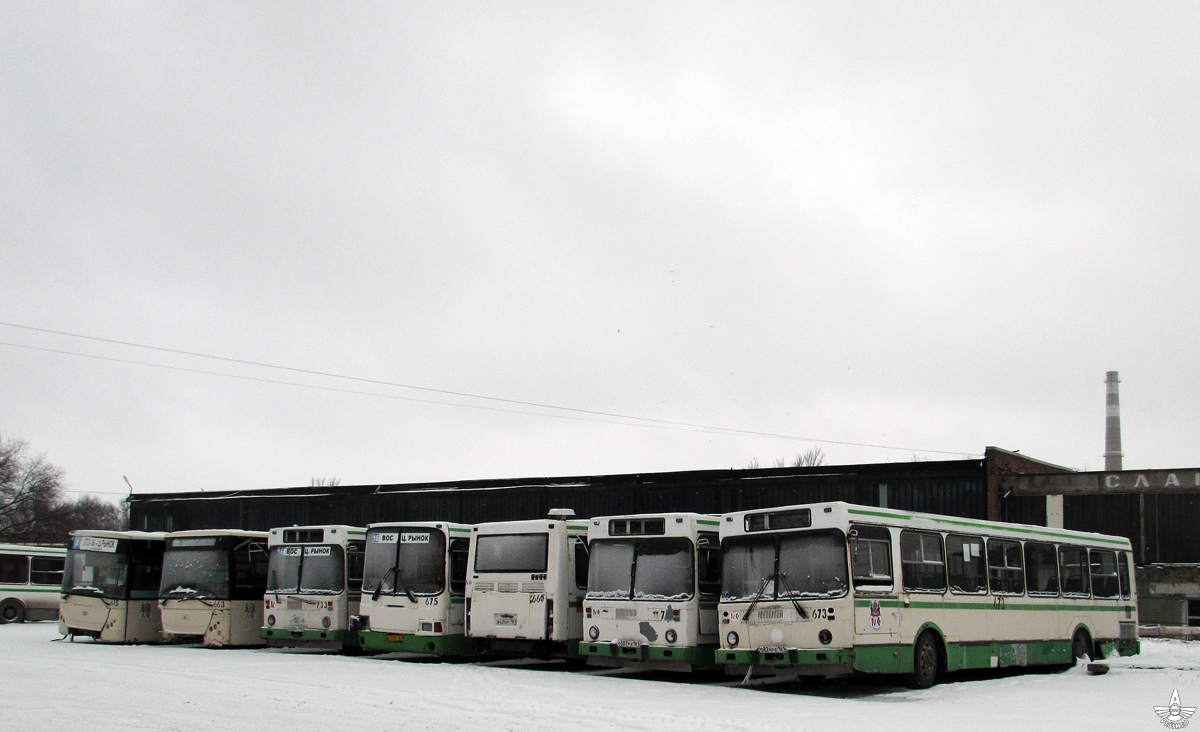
129, 461, 988, 533
1063, 493, 1200, 565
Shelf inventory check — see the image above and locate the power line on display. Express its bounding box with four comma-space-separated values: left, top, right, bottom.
0, 321, 979, 457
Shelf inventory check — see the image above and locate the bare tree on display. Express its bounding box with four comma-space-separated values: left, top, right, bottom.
0, 434, 125, 544
794, 447, 827, 467
310, 476, 341, 487
0, 436, 64, 542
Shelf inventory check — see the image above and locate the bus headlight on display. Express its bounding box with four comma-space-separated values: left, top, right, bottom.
322, 616, 332, 629
665, 629, 677, 644
588, 625, 600, 641
267, 615, 276, 626
726, 631, 739, 648
819, 629, 832, 645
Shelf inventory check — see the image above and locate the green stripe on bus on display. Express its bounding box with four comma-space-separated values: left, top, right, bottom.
697, 519, 720, 526
567, 525, 589, 531
1, 587, 61, 593
347, 531, 366, 536
844, 509, 1129, 546
852, 598, 1136, 612
449, 527, 473, 534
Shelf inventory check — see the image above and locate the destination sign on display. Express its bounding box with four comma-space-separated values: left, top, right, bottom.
77, 536, 118, 553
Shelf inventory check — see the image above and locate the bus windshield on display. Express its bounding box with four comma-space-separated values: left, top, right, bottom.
363, 528, 447, 596
160, 549, 229, 599
474, 533, 549, 573
722, 529, 848, 602
63, 549, 129, 599
587, 537, 695, 601
267, 546, 345, 594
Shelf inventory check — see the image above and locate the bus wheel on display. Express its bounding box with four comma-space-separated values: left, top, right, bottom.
1072, 630, 1093, 662
906, 631, 940, 689
0, 600, 25, 624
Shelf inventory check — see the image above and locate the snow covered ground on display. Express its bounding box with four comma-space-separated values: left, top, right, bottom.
2, 622, 1196, 732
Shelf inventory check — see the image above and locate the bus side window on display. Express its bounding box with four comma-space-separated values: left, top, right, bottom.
900, 531, 946, 593
235, 541, 270, 597
697, 533, 720, 596
1118, 551, 1132, 599
573, 539, 589, 591
347, 542, 365, 593
987, 539, 1024, 595
29, 556, 64, 586
1090, 549, 1120, 599
849, 525, 893, 592
0, 554, 30, 584
1023, 542, 1059, 596
1059, 546, 1090, 597
449, 539, 469, 595
946, 534, 986, 594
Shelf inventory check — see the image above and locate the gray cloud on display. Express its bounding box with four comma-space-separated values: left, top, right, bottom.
1, 2, 1197, 496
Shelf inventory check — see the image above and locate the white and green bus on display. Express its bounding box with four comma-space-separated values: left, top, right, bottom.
465, 509, 589, 658
59, 531, 167, 643
717, 502, 1139, 687
357, 521, 474, 656
580, 512, 723, 672
1, 543, 66, 623
262, 524, 366, 649
159, 530, 270, 647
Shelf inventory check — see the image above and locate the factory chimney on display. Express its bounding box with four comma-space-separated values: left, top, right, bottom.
1104, 371, 1123, 471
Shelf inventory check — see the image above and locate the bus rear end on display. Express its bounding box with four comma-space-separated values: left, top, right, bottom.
466, 511, 588, 657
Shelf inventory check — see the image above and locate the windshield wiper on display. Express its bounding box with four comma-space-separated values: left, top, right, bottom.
743, 574, 775, 620
775, 573, 809, 620
395, 568, 417, 603
372, 567, 396, 602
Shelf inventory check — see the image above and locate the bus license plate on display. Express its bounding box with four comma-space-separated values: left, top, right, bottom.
758, 646, 788, 654
387, 634, 404, 642
495, 614, 517, 626
617, 640, 641, 648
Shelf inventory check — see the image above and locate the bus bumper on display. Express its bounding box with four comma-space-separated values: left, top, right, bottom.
357, 630, 476, 656
262, 628, 349, 645
717, 647, 854, 674
579, 642, 716, 668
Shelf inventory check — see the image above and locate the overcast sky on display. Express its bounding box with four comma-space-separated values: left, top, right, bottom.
1, 3, 1197, 500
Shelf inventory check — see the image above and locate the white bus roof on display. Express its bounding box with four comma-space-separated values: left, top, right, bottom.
70, 530, 166, 542
365, 520, 473, 531
588, 512, 722, 539
721, 501, 1132, 548
0, 543, 67, 555
473, 518, 589, 534
164, 529, 268, 539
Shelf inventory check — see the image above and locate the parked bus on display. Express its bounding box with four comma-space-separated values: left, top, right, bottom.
58, 531, 167, 642
1, 543, 66, 623
717, 501, 1139, 687
580, 512, 722, 672
159, 530, 269, 647
262, 524, 366, 649
357, 521, 474, 656
466, 509, 588, 657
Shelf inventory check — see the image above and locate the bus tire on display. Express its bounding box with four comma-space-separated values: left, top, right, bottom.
1072, 629, 1093, 662
906, 631, 940, 689
0, 599, 25, 624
